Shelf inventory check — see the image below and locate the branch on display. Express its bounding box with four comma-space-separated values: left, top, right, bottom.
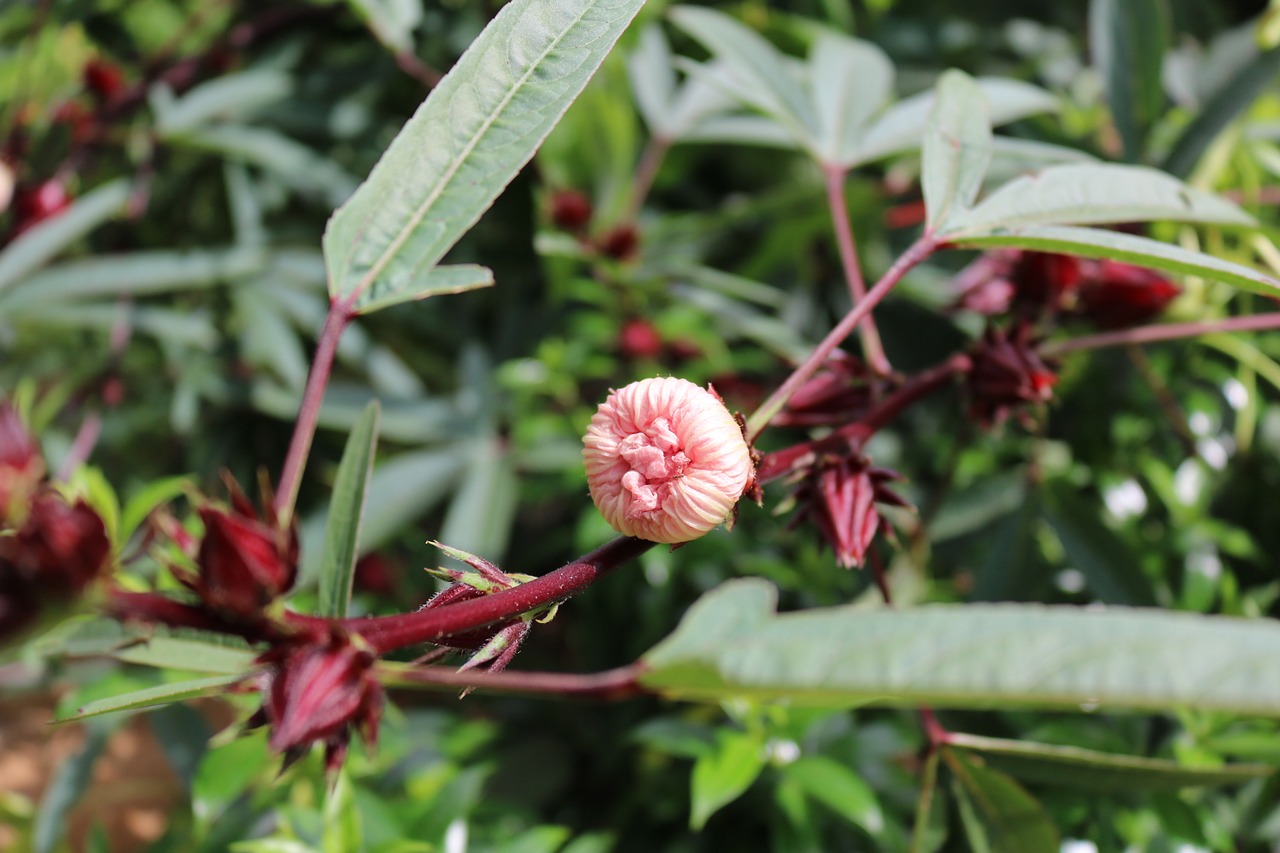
321, 536, 655, 655
379, 661, 647, 700
745, 234, 937, 441
1041, 312, 1280, 357
825, 165, 890, 375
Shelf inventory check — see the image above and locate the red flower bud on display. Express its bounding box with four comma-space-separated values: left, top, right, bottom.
1012, 251, 1081, 310
1, 490, 111, 643
1076, 260, 1180, 329
549, 189, 593, 232
967, 325, 1057, 427
83, 59, 125, 101
619, 318, 663, 360
12, 180, 71, 238
597, 224, 640, 261
260, 628, 381, 773
793, 456, 908, 569
191, 501, 298, 618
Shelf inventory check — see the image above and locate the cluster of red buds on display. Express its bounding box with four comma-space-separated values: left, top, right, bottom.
547, 188, 641, 261
773, 351, 880, 428
954, 249, 1179, 329
789, 452, 909, 570
0, 405, 112, 646
966, 324, 1058, 428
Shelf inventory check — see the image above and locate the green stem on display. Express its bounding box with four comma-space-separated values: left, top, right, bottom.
745, 234, 937, 441
910, 748, 942, 853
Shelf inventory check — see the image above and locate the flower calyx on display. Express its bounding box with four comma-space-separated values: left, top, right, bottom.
791, 452, 910, 570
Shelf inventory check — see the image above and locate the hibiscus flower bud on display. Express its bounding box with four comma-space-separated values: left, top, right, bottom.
1012, 251, 1081, 311
583, 377, 754, 543
793, 456, 909, 569
549, 188, 593, 232
1076, 260, 1180, 329
83, 58, 125, 102
258, 628, 382, 774
597, 224, 640, 261
619, 318, 663, 360
967, 325, 1057, 427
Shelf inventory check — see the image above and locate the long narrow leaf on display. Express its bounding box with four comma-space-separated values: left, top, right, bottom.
323, 0, 645, 310
317, 401, 380, 618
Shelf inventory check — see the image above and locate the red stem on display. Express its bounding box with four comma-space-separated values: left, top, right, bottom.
745, 234, 937, 441
380, 661, 647, 700
756, 353, 971, 483
315, 536, 654, 654
825, 165, 890, 375
629, 136, 671, 219
1042, 312, 1280, 356
274, 297, 355, 525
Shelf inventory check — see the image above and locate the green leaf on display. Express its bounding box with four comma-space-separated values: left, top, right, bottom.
354, 263, 494, 315
323, 0, 645, 306
346, 0, 422, 55
640, 578, 1280, 715
808, 30, 894, 167
949, 225, 1280, 297
627, 25, 680, 136
0, 178, 131, 296
855, 78, 1056, 166
921, 70, 991, 231
783, 755, 884, 834
1089, 0, 1169, 162
1164, 46, 1280, 178
148, 702, 211, 792
689, 729, 766, 830
668, 6, 816, 146
947, 750, 1059, 853
438, 436, 519, 567
57, 674, 243, 722
112, 635, 259, 675
318, 401, 380, 619
946, 733, 1274, 793
120, 475, 192, 544
299, 447, 466, 585
33, 720, 110, 853
0, 247, 266, 311
153, 69, 293, 134
940, 164, 1252, 237
324, 770, 362, 853
1042, 482, 1156, 605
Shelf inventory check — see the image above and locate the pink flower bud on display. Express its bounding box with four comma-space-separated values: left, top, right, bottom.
583, 377, 753, 543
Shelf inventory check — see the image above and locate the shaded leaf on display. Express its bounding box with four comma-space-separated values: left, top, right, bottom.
0, 179, 131, 296
784, 755, 884, 833
1089, 0, 1169, 162
1164, 45, 1280, 178
947, 732, 1274, 793
808, 31, 894, 167
689, 729, 766, 830
148, 702, 211, 792
33, 720, 111, 853
317, 401, 380, 619
947, 749, 1059, 853
153, 69, 293, 133
1043, 482, 1156, 605
347, 0, 422, 55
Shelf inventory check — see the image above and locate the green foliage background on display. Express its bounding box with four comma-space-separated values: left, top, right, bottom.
6, 0, 1280, 850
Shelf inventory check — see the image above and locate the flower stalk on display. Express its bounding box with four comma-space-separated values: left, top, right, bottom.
825, 165, 890, 376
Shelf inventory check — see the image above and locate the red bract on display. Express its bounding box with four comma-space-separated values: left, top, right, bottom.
550, 188, 593, 232
619, 318, 663, 360
12, 181, 71, 238
1076, 260, 1180, 329
187, 497, 298, 620
0, 403, 44, 523
774, 352, 876, 428
258, 627, 382, 773
967, 325, 1057, 427
793, 455, 908, 569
